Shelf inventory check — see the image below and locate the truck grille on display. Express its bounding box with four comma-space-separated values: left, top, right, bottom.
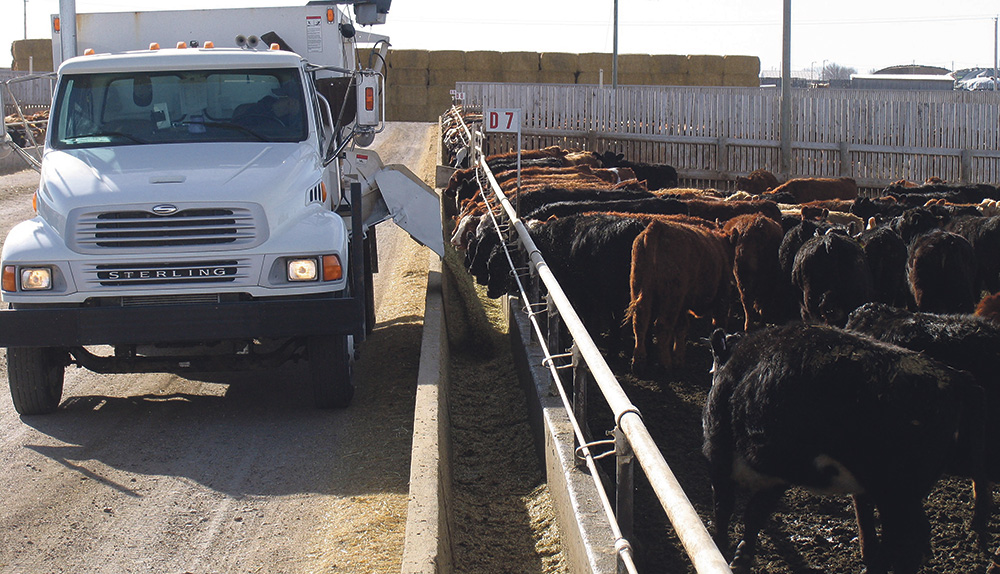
83, 260, 252, 288
71, 206, 262, 252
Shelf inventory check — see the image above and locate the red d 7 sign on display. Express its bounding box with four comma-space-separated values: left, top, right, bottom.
484, 108, 522, 133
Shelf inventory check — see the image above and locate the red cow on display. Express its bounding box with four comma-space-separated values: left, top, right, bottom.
765, 177, 859, 203
723, 214, 785, 330
735, 169, 780, 195
627, 220, 732, 373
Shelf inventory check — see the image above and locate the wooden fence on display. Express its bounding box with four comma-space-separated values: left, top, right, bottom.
456, 82, 1000, 189
1, 70, 54, 117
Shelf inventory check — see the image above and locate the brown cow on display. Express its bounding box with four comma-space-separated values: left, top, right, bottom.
735, 169, 780, 195
765, 177, 859, 203
683, 198, 783, 223
975, 292, 1000, 324
627, 220, 732, 373
723, 214, 785, 330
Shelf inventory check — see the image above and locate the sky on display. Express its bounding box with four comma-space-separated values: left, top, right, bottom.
3, 0, 999, 75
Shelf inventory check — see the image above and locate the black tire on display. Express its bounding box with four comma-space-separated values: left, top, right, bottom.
8, 347, 67, 415
307, 335, 355, 409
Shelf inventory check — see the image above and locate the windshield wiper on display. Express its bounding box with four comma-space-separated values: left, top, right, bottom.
66, 131, 147, 144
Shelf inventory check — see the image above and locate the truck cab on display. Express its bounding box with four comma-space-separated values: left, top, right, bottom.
0, 3, 442, 415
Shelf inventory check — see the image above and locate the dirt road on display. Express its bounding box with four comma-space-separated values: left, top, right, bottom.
0, 123, 438, 573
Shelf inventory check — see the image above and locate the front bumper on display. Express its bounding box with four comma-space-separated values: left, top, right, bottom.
0, 296, 365, 348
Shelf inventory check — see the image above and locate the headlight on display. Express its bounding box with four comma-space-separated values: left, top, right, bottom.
287, 258, 318, 282
20, 267, 52, 290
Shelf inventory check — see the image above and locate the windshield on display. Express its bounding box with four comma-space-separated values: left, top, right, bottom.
50, 68, 308, 149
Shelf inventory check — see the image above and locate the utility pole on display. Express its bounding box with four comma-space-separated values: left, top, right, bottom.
780, 0, 792, 176
612, 0, 619, 90
24, 0, 28, 39
994, 16, 998, 91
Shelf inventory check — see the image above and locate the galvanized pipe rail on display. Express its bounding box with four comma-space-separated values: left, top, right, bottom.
454, 109, 731, 573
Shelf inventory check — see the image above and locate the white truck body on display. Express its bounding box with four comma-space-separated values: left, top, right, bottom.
0, 2, 442, 414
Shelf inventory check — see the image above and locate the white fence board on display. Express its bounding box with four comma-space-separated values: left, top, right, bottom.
457, 82, 1000, 188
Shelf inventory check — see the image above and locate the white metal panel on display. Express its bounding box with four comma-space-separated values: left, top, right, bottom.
52, 6, 355, 71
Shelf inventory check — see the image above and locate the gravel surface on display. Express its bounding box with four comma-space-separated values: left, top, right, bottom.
0, 125, 429, 573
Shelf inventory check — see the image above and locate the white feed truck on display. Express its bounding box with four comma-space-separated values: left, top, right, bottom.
0, 1, 443, 414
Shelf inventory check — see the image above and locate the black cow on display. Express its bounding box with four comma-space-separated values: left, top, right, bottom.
483, 214, 650, 350
705, 323, 984, 574
858, 225, 910, 308
598, 151, 679, 190
945, 215, 1000, 294
525, 197, 687, 221
890, 207, 944, 245
907, 230, 977, 314
791, 231, 874, 326
846, 302, 1000, 530
516, 187, 655, 218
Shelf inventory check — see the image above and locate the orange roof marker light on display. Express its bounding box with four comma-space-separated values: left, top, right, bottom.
270, 43, 280, 50
204, 41, 215, 49
149, 42, 160, 50
83, 48, 95, 56
176, 41, 187, 49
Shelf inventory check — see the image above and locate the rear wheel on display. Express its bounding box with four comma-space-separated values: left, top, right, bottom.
8, 347, 67, 415
307, 335, 355, 408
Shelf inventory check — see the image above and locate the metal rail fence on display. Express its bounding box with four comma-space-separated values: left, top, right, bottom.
456, 82, 1000, 189
1, 70, 53, 116
448, 108, 731, 574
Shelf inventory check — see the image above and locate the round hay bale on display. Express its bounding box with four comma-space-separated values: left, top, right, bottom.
465, 51, 504, 71
618, 54, 653, 74
723, 55, 761, 76
651, 54, 690, 75
500, 51, 540, 72
429, 50, 466, 70
539, 52, 579, 72
389, 49, 430, 70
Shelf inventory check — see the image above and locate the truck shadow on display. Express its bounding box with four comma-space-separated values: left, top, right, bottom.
17, 319, 424, 499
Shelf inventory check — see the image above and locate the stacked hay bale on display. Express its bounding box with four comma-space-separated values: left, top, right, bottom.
427, 50, 466, 118
651, 54, 689, 86
11, 39, 53, 72
385, 49, 430, 122
500, 51, 540, 84
575, 52, 613, 85
539, 52, 578, 84
616, 54, 655, 86
373, 49, 760, 121
722, 55, 761, 87
685, 55, 724, 87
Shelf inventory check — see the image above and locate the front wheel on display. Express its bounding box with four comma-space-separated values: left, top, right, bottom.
8, 347, 67, 415
307, 335, 355, 409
